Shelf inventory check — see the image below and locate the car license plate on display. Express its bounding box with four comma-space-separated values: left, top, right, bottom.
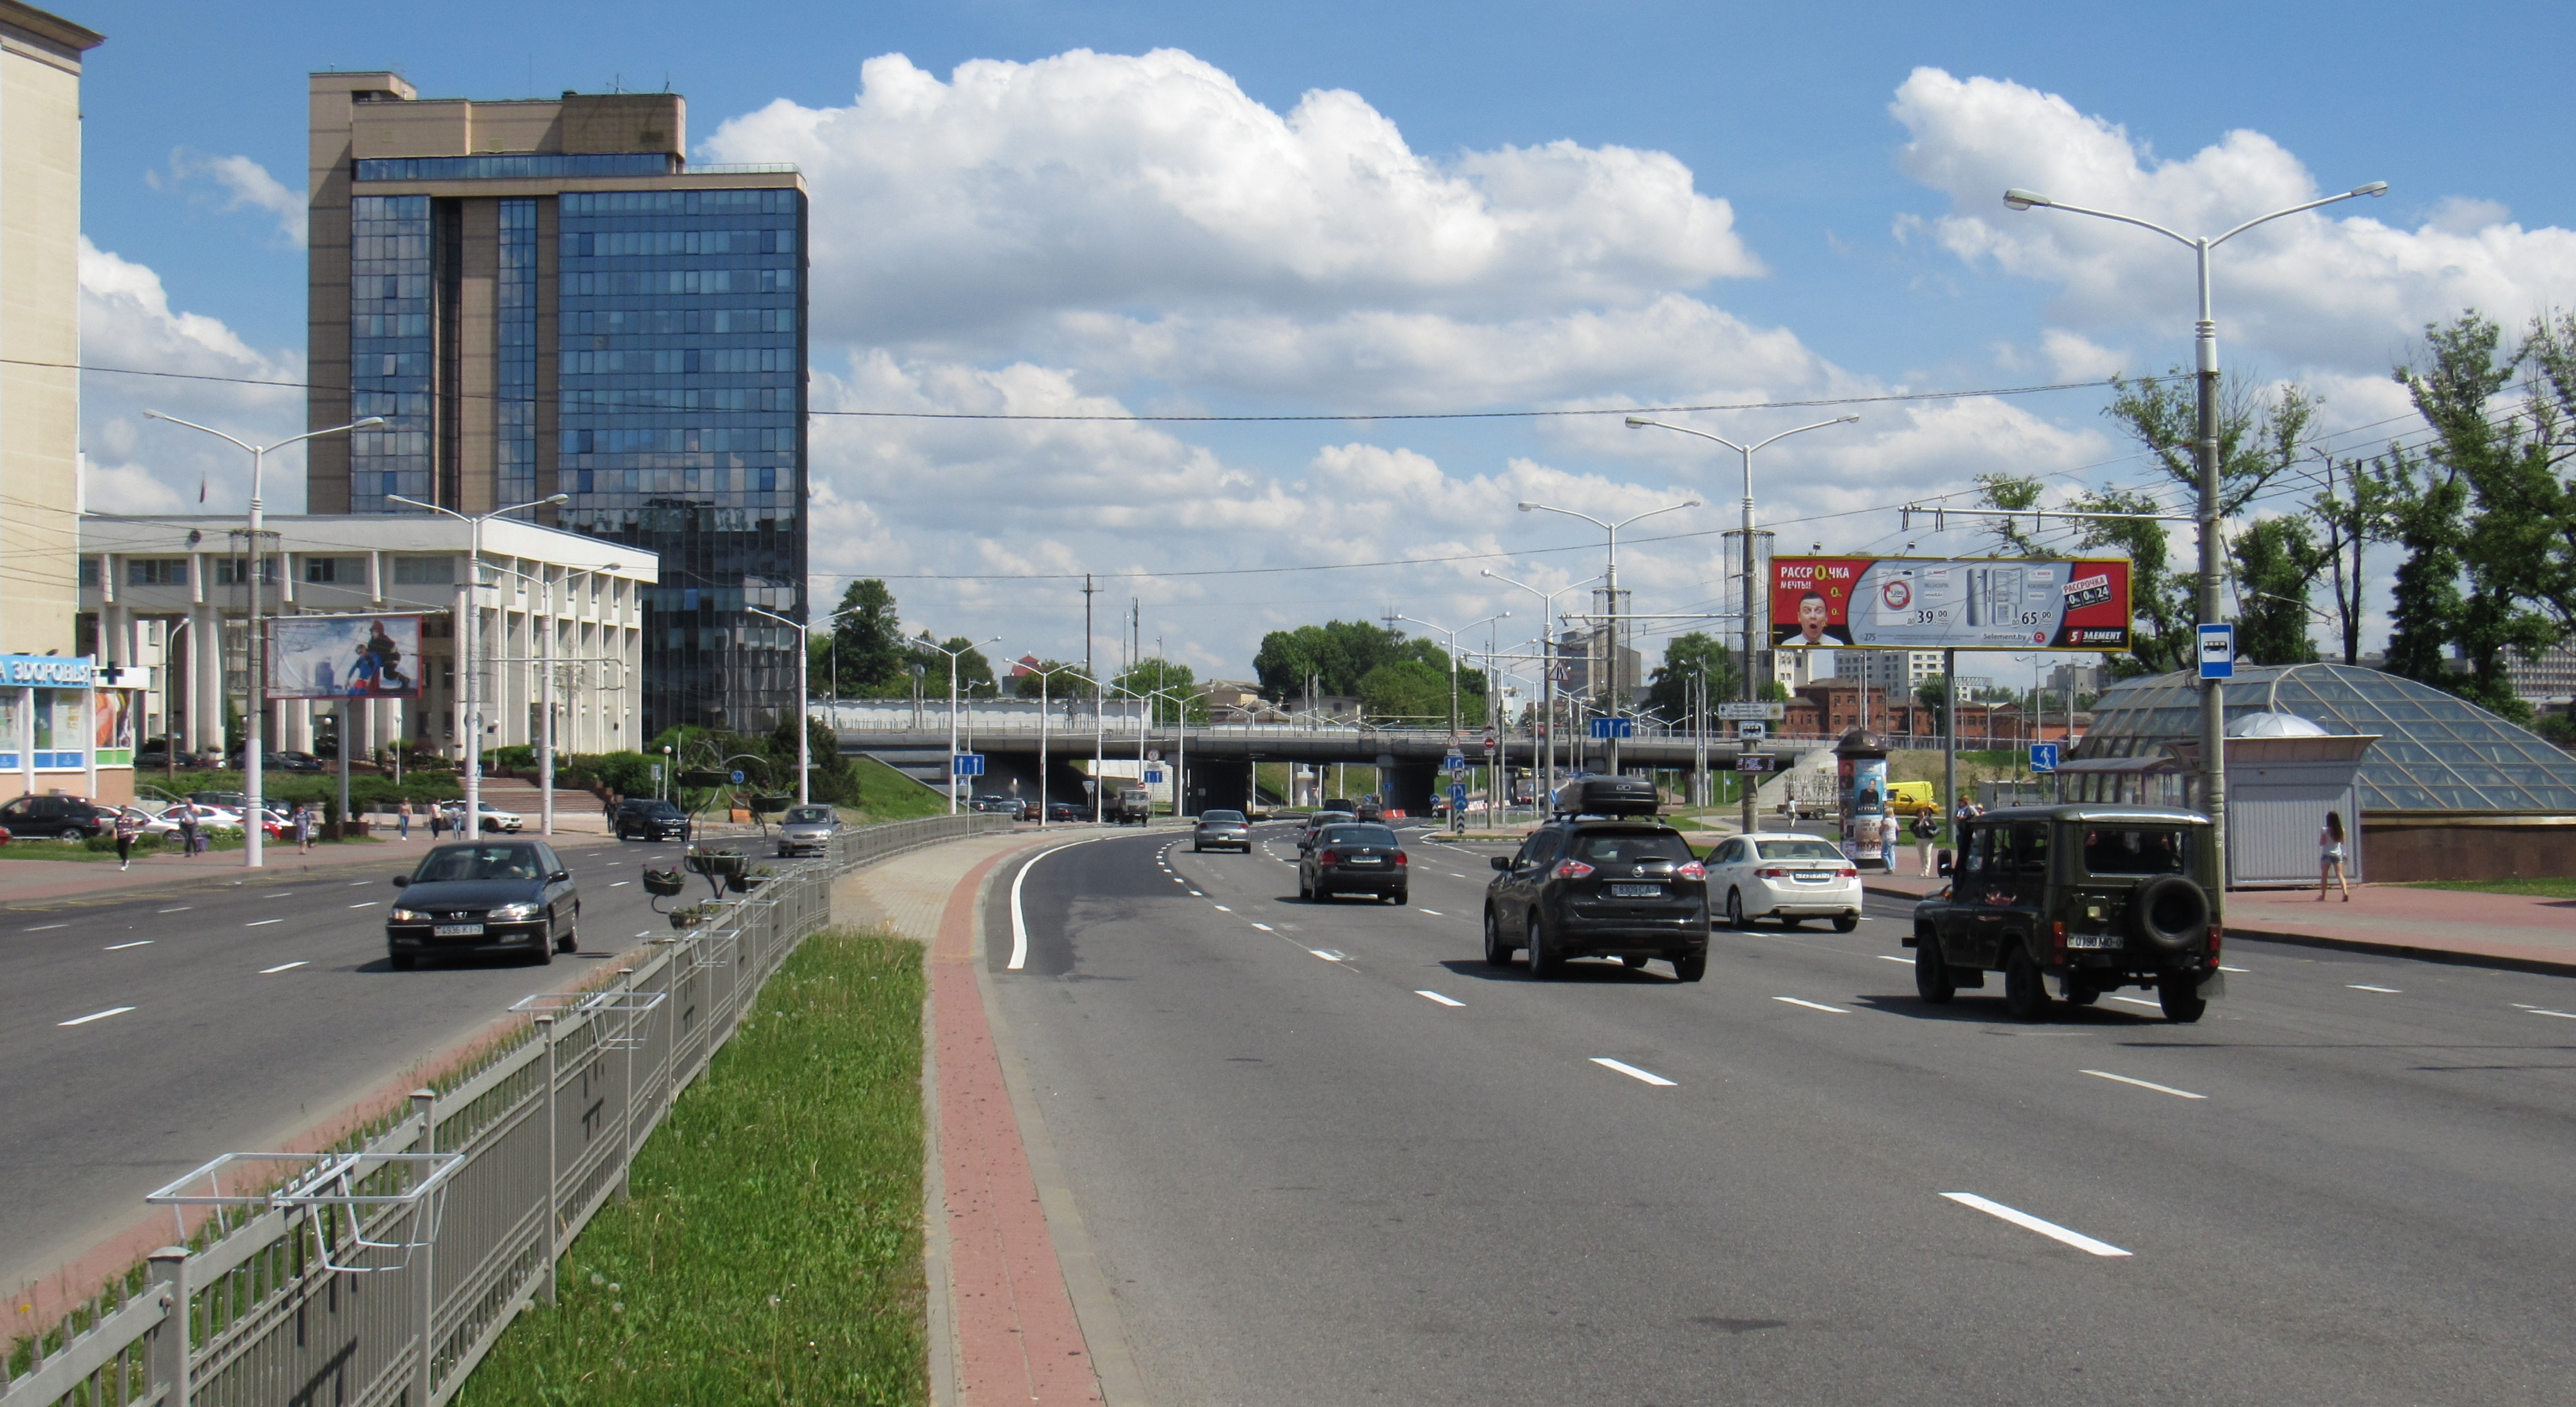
1349, 856, 1382, 865
1610, 883, 1663, 897
1797, 871, 1832, 882
2066, 932, 2122, 950
433, 923, 485, 938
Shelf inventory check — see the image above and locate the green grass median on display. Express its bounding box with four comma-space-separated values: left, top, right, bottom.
455, 928, 928, 1406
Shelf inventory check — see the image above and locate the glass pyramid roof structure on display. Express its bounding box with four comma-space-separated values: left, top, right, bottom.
2075, 663, 2576, 814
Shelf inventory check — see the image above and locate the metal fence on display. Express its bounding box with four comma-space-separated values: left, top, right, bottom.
1, 810, 1010, 1407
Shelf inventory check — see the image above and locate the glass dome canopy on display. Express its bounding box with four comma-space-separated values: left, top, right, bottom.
2075, 663, 2576, 814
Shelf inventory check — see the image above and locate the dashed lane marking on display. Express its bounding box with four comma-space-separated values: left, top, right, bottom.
2348, 984, 2402, 994
157, 907, 190, 914
348, 902, 379, 909
1773, 996, 1849, 1014
263, 892, 295, 899
349, 880, 374, 887
260, 961, 309, 974
1417, 908, 1444, 915
2218, 965, 2250, 973
105, 940, 153, 950
609, 881, 630, 888
59, 1006, 136, 1027
2520, 1007, 2576, 1020
1250, 922, 1275, 931
246, 919, 283, 927
1416, 990, 1465, 1007
26, 922, 68, 932
1212, 904, 1232, 912
1940, 1193, 2132, 1257
2081, 1069, 2207, 1100
1591, 1058, 1676, 1087
1877, 955, 1915, 964
2107, 995, 2163, 1010
1309, 948, 1344, 961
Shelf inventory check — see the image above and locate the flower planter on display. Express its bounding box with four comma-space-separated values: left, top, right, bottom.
642, 869, 687, 897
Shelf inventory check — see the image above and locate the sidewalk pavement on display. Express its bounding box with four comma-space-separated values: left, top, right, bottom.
1858, 869, 2576, 977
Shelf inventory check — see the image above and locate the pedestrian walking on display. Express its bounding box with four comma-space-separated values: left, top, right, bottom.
397, 798, 412, 840
114, 807, 142, 870
1914, 807, 1939, 876
177, 806, 201, 857
294, 803, 316, 854
429, 805, 446, 840
2319, 810, 2352, 901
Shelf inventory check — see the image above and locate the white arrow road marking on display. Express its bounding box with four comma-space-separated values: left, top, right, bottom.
1941, 1193, 2131, 1257
1591, 1058, 1676, 1086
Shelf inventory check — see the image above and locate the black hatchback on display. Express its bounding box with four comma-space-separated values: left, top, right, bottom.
614, 799, 690, 842
386, 840, 579, 969
1483, 821, 1709, 980
1298, 822, 1409, 904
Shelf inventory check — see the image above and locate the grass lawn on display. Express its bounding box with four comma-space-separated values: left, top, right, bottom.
454, 928, 927, 1406
2402, 876, 2576, 899
847, 755, 949, 822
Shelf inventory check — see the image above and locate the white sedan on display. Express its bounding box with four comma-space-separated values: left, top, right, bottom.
438, 800, 524, 833
1705, 832, 1862, 932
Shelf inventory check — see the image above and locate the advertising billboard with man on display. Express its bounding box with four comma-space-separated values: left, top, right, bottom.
267, 614, 425, 699
1772, 557, 2132, 652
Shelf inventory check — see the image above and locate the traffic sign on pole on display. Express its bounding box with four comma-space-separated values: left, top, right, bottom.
1482, 731, 1498, 755
1587, 716, 1634, 740
1734, 720, 1767, 741
2198, 623, 2235, 679
2029, 743, 2059, 773
951, 753, 985, 777
1717, 702, 1785, 722
1735, 753, 1772, 773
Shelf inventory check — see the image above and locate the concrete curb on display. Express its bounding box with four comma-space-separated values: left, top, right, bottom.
1861, 881, 2576, 979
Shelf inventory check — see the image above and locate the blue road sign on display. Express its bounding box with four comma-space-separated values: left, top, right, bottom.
2199, 623, 2235, 680
951, 753, 985, 777
1143, 766, 1165, 784
729, 769, 745, 784
1449, 783, 1468, 805
2029, 743, 2059, 773
1588, 716, 1635, 740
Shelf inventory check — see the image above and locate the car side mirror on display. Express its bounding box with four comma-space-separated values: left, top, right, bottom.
1489, 854, 1511, 871
549, 871, 570, 883
391, 875, 409, 887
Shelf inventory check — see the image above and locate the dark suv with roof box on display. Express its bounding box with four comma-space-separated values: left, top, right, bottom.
1482, 775, 1709, 981
1908, 804, 2225, 1023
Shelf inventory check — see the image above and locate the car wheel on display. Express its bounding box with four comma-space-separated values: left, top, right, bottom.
388, 952, 415, 971
2002, 945, 2050, 1020
557, 927, 578, 955
1671, 950, 1708, 983
1526, 910, 1562, 978
1621, 955, 1647, 970
1833, 913, 1860, 934
2158, 971, 2207, 1024
2062, 978, 2099, 1006
1386, 890, 1407, 906
1913, 928, 1955, 1005
59, 827, 84, 843
1298, 871, 1313, 901
1726, 889, 1751, 930
1193, 843, 1203, 853
530, 927, 556, 966
1482, 909, 1514, 967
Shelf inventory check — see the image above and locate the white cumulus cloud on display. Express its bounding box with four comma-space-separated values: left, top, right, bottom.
147, 150, 306, 248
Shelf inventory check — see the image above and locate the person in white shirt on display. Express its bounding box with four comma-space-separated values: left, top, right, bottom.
2318, 810, 2351, 901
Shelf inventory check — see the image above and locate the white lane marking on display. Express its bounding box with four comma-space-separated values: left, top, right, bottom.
105, 940, 154, 950
1448, 872, 1467, 878
2108, 995, 2164, 1010
2524, 1007, 2576, 1020
263, 892, 295, 899
2218, 965, 2250, 973
26, 922, 68, 932
1940, 1193, 2131, 1257
59, 1006, 136, 1027
157, 907, 191, 913
1211, 904, 1232, 912
1878, 955, 1915, 964
349, 880, 373, 887
246, 918, 284, 927
1773, 996, 1849, 1014
1416, 908, 1444, 915
1416, 990, 1465, 1007
1591, 1057, 1676, 1087
609, 881, 630, 888
1188, 889, 1204, 896
1309, 948, 1344, 961
348, 902, 379, 909
260, 960, 309, 974
2081, 1069, 2207, 1100
1009, 840, 1097, 972
1250, 922, 1275, 931
2348, 984, 2402, 994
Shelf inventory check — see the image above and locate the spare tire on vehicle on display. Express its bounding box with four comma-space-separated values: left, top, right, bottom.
2125, 874, 2212, 956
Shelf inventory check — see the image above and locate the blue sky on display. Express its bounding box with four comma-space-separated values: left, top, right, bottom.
68, 1, 2576, 680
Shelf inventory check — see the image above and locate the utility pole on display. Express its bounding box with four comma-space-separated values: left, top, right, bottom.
1942, 648, 1958, 843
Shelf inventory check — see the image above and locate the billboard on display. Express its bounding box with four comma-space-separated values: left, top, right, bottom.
267, 614, 425, 699
1773, 557, 2132, 652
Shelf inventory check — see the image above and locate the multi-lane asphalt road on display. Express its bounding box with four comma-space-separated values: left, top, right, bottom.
0, 837, 699, 1291
993, 822, 2576, 1406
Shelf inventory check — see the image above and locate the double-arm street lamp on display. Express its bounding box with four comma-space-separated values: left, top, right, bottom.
146, 411, 385, 868
1480, 568, 1601, 811
2000, 178, 2387, 895
744, 604, 858, 808
1383, 611, 1509, 738
1019, 660, 1091, 828
1516, 498, 1698, 774
1150, 684, 1220, 819
1626, 414, 1857, 835
387, 493, 571, 835
910, 632, 1001, 814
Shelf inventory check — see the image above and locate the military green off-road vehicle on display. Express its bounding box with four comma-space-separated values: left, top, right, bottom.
1906, 805, 2225, 1024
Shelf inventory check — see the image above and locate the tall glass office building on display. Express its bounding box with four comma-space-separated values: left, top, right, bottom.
309, 75, 808, 737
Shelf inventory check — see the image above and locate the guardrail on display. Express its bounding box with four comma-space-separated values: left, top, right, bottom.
1, 810, 1009, 1407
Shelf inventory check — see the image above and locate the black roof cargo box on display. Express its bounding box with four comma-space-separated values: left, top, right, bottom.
1553, 775, 1660, 817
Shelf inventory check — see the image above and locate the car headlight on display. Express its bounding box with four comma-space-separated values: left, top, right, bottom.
487, 902, 543, 921
389, 907, 429, 922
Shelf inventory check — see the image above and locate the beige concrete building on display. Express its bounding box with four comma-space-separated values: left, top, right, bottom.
0, 2, 101, 659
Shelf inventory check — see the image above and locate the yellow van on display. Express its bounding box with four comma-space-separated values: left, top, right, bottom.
1887, 780, 1936, 814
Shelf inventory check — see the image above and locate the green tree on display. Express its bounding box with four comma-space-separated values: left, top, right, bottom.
826, 579, 909, 697
1112, 657, 1204, 722
2230, 516, 2325, 666
1643, 633, 1738, 726
1010, 659, 1087, 699
1358, 658, 1449, 723
910, 634, 998, 699
1252, 618, 1483, 718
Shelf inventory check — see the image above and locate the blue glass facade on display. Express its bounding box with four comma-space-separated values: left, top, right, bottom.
354, 153, 676, 182
556, 187, 807, 734
347, 195, 433, 514
495, 198, 539, 514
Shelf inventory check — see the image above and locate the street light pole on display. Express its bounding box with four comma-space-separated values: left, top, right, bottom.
1517, 499, 1698, 776
1626, 413, 1857, 836
146, 411, 384, 868
2002, 178, 2387, 899
1482, 569, 1599, 813
388, 492, 568, 836
911, 632, 999, 814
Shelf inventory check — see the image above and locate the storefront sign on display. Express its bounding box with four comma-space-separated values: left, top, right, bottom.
0, 654, 96, 687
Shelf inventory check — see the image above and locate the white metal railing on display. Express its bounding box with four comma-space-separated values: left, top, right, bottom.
0, 811, 1006, 1407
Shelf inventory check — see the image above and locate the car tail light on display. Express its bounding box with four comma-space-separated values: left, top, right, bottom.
1755, 866, 1790, 878
1319, 849, 1340, 865
1393, 851, 1409, 866
2051, 920, 2067, 963
1552, 859, 1595, 879
1676, 861, 1705, 879
2207, 924, 2223, 966
1836, 866, 1858, 879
